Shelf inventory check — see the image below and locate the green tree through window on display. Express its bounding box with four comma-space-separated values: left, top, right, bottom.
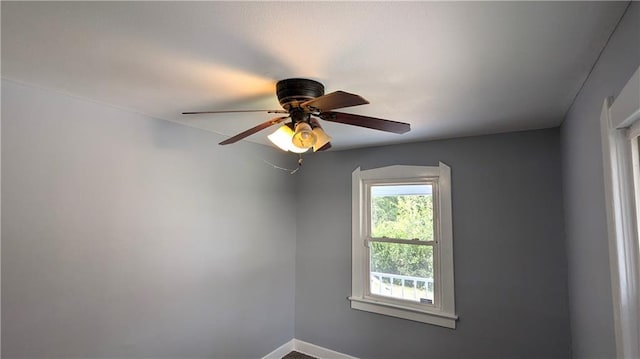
370, 191, 434, 279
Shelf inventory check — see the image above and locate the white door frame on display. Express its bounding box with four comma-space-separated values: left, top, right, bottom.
600, 66, 640, 359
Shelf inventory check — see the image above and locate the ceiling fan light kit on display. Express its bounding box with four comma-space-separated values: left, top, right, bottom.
182, 78, 411, 152
267, 125, 307, 153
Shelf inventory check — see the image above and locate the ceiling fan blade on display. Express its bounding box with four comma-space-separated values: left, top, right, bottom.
316, 142, 332, 151
219, 116, 289, 145
319, 112, 410, 134
182, 109, 287, 115
301, 91, 369, 112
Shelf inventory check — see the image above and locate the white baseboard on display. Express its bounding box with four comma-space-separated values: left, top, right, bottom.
262, 339, 295, 359
262, 338, 358, 359
293, 339, 358, 359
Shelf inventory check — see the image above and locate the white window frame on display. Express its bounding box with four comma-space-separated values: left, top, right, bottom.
349, 163, 457, 329
600, 66, 640, 359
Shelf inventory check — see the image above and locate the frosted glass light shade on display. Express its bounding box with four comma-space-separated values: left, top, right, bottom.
267, 125, 308, 153
312, 127, 332, 152
292, 122, 316, 149
267, 125, 294, 151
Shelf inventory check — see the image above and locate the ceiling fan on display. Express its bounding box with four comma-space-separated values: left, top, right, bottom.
182, 78, 411, 152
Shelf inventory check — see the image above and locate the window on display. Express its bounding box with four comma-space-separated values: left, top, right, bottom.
349, 163, 457, 328
600, 66, 640, 358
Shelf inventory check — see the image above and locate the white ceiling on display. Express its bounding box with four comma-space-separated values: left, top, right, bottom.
1, 1, 628, 150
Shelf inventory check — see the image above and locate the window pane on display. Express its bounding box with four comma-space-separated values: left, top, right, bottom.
370, 242, 434, 303
370, 184, 434, 240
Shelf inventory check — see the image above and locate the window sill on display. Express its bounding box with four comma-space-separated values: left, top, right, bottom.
348, 296, 458, 329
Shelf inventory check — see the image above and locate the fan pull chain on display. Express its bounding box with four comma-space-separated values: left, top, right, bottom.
261, 155, 303, 175
289, 155, 302, 174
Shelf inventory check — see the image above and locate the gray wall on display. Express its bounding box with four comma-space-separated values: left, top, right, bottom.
1, 80, 297, 358
294, 129, 570, 358
560, 3, 640, 358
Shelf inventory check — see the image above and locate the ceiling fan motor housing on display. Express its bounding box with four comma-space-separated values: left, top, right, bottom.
276, 78, 325, 110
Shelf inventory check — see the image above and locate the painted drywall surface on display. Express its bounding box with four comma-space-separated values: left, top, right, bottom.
1, 80, 297, 358
560, 4, 640, 359
294, 129, 570, 358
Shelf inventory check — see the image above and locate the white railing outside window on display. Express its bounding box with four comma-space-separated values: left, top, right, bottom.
370, 272, 434, 302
